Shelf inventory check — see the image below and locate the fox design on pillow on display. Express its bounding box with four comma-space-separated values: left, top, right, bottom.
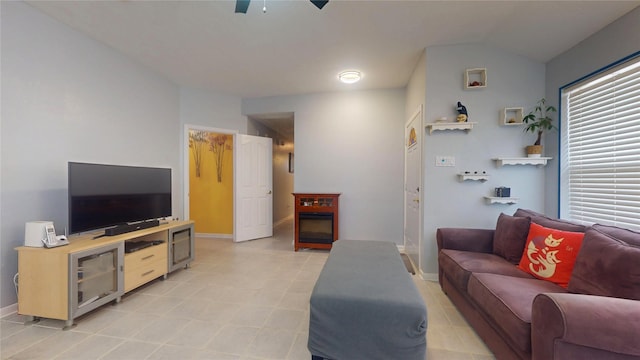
526, 234, 564, 278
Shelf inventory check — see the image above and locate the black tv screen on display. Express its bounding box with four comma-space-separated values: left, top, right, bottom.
68, 162, 172, 234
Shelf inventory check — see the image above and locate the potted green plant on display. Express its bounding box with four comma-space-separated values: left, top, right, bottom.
522, 98, 557, 157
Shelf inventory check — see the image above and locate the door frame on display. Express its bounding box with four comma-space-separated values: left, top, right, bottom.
403, 105, 424, 275
183, 124, 238, 236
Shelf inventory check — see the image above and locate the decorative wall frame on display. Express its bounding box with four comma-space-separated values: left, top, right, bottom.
501, 107, 524, 126
465, 68, 487, 89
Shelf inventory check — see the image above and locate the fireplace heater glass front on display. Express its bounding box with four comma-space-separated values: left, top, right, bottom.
299, 212, 334, 244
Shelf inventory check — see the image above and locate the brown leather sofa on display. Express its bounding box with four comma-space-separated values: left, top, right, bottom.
437, 208, 640, 360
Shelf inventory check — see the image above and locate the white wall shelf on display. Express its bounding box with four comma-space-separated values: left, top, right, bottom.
484, 196, 519, 205
500, 107, 524, 126
493, 157, 552, 167
426, 122, 477, 134
458, 173, 489, 182
465, 68, 487, 89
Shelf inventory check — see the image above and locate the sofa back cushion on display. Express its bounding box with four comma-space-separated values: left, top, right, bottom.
568, 224, 640, 300
493, 213, 531, 264
513, 208, 588, 233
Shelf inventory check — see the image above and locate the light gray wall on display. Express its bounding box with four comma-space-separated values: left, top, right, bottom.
421, 44, 546, 276
0, 2, 180, 309
406, 50, 426, 118
242, 89, 407, 243
544, 6, 640, 218
179, 88, 245, 133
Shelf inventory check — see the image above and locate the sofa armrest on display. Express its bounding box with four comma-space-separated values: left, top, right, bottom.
532, 293, 640, 360
436, 228, 494, 254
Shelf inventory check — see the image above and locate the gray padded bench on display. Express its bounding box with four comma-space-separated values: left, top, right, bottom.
308, 240, 427, 360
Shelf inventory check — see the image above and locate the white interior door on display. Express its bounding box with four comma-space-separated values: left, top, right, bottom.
234, 134, 273, 242
404, 106, 423, 272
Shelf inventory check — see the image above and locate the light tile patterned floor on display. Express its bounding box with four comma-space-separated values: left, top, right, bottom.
1, 220, 494, 359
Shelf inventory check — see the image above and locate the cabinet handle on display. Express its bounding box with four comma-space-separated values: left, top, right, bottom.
141, 270, 154, 277
141, 255, 155, 261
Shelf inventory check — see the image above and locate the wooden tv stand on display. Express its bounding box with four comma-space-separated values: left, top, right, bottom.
15, 220, 194, 329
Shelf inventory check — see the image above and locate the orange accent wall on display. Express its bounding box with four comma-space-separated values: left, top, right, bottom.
188, 131, 233, 234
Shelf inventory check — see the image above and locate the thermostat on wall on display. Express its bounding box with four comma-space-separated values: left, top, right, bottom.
435, 156, 455, 167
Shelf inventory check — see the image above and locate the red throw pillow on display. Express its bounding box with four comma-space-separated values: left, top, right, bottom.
518, 222, 585, 288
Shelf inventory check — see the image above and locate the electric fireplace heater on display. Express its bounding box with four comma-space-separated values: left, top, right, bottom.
293, 193, 340, 251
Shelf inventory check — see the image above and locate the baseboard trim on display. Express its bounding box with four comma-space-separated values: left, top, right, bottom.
274, 215, 294, 228
1, 303, 17, 318
392, 247, 437, 281
419, 271, 438, 282
196, 233, 233, 239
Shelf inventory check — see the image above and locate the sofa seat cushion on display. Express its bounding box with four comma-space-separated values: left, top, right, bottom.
468, 273, 568, 353
439, 249, 533, 292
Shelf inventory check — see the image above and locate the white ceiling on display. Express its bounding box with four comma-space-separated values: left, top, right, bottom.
25, 1, 639, 140
27, 0, 639, 99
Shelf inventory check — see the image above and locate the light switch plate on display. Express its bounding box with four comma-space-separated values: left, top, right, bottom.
436, 156, 455, 167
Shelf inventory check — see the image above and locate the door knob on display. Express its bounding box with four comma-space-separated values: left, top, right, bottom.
267, 190, 272, 194
413, 199, 419, 203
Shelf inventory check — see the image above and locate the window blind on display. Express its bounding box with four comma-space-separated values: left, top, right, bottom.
563, 57, 640, 230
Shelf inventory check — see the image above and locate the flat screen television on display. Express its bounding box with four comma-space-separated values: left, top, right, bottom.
68, 162, 172, 235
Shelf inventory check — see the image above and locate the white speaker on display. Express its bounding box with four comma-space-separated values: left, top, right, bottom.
24, 221, 53, 247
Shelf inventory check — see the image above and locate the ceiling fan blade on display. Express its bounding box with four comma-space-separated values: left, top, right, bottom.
235, 0, 250, 14
310, 0, 329, 10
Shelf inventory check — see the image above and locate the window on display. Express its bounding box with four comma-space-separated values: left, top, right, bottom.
561, 55, 640, 230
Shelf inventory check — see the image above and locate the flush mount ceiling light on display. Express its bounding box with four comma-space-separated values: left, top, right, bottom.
338, 71, 361, 84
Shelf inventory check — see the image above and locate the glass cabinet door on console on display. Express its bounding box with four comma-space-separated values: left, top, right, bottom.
69, 242, 124, 323
168, 223, 195, 272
